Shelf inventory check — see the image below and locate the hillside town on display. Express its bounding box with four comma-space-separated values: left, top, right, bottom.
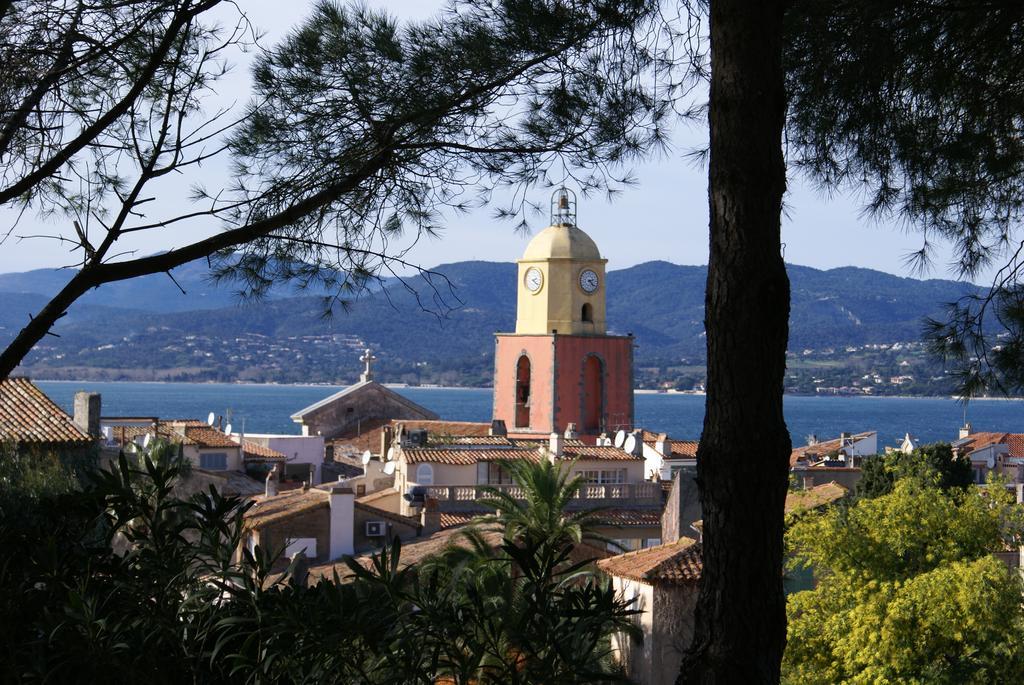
4, 1, 1024, 682
5, 196, 1023, 683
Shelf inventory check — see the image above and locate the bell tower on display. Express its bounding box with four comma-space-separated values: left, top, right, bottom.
493, 189, 633, 440
515, 189, 608, 336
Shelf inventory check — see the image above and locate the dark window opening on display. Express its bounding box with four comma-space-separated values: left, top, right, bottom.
581, 302, 593, 323
515, 355, 531, 428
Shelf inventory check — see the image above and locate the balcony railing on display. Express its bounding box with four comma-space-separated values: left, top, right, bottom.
419, 481, 661, 511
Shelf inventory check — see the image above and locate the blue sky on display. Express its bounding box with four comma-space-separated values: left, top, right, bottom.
0, 0, 978, 284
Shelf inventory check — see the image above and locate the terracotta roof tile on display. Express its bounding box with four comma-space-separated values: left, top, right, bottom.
107, 421, 241, 450
638, 430, 699, 459
561, 445, 643, 461
184, 425, 242, 449
402, 447, 540, 465
0, 378, 90, 445
668, 441, 699, 458
244, 489, 327, 528
242, 441, 286, 460
440, 435, 516, 446
439, 511, 479, 529
790, 431, 875, 466
331, 419, 496, 457
397, 420, 493, 437
1007, 435, 1024, 459
356, 488, 399, 505
593, 508, 663, 526
597, 538, 702, 585
956, 431, 1024, 459
310, 524, 612, 583
784, 481, 848, 515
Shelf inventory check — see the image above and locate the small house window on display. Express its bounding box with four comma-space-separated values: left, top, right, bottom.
581, 468, 626, 484
416, 463, 434, 485
487, 462, 514, 485
581, 302, 593, 322
200, 452, 228, 470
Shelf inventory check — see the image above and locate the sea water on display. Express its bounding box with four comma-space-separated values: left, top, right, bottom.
37, 381, 1024, 448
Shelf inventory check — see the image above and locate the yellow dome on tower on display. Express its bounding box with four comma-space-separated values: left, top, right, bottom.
514, 188, 608, 336
521, 223, 602, 261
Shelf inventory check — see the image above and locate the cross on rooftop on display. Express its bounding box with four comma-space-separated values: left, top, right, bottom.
359, 348, 377, 382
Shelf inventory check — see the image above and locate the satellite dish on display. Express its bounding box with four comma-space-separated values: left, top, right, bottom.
224, 423, 232, 435
386, 446, 395, 461
207, 412, 215, 426
383, 461, 396, 475
613, 430, 626, 448
142, 433, 152, 448
623, 435, 637, 454
361, 450, 372, 465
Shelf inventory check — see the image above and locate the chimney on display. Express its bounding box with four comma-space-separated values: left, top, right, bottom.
289, 551, 309, 589
959, 422, 973, 440
380, 425, 394, 458
549, 432, 564, 461
73, 391, 101, 438
655, 432, 672, 457
265, 464, 280, 497
839, 431, 851, 446
420, 496, 441, 536
489, 419, 507, 437
564, 423, 579, 440
597, 432, 610, 447
660, 474, 683, 544
328, 484, 355, 559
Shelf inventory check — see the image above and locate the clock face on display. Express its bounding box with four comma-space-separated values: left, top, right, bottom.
579, 268, 599, 294
524, 267, 544, 293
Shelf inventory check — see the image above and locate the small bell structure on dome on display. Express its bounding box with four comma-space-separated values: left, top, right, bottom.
550, 187, 577, 227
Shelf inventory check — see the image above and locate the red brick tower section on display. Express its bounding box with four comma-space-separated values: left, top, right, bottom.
493, 333, 634, 441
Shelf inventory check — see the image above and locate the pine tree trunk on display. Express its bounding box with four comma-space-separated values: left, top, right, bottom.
677, 0, 790, 682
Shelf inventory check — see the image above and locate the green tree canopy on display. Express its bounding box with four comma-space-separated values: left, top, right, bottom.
784, 480, 1024, 683
857, 442, 972, 499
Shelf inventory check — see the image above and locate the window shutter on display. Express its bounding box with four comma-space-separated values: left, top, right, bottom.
477, 462, 489, 485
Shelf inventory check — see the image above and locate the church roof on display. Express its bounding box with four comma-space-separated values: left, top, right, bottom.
289, 380, 438, 422
521, 223, 602, 261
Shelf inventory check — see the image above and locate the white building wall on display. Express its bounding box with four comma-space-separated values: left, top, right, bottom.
239, 433, 325, 483
329, 487, 355, 559
610, 576, 655, 685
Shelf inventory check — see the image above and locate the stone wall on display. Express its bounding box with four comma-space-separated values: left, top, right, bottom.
352, 505, 420, 553
257, 507, 331, 568
651, 584, 699, 685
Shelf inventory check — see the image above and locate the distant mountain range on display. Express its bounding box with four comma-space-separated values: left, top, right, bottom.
0, 259, 980, 388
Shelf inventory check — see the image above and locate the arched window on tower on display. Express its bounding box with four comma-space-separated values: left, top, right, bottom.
515, 355, 531, 428
582, 355, 604, 432
581, 302, 593, 323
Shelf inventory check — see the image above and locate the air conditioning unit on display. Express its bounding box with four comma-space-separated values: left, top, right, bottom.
402, 429, 429, 447
365, 521, 386, 537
